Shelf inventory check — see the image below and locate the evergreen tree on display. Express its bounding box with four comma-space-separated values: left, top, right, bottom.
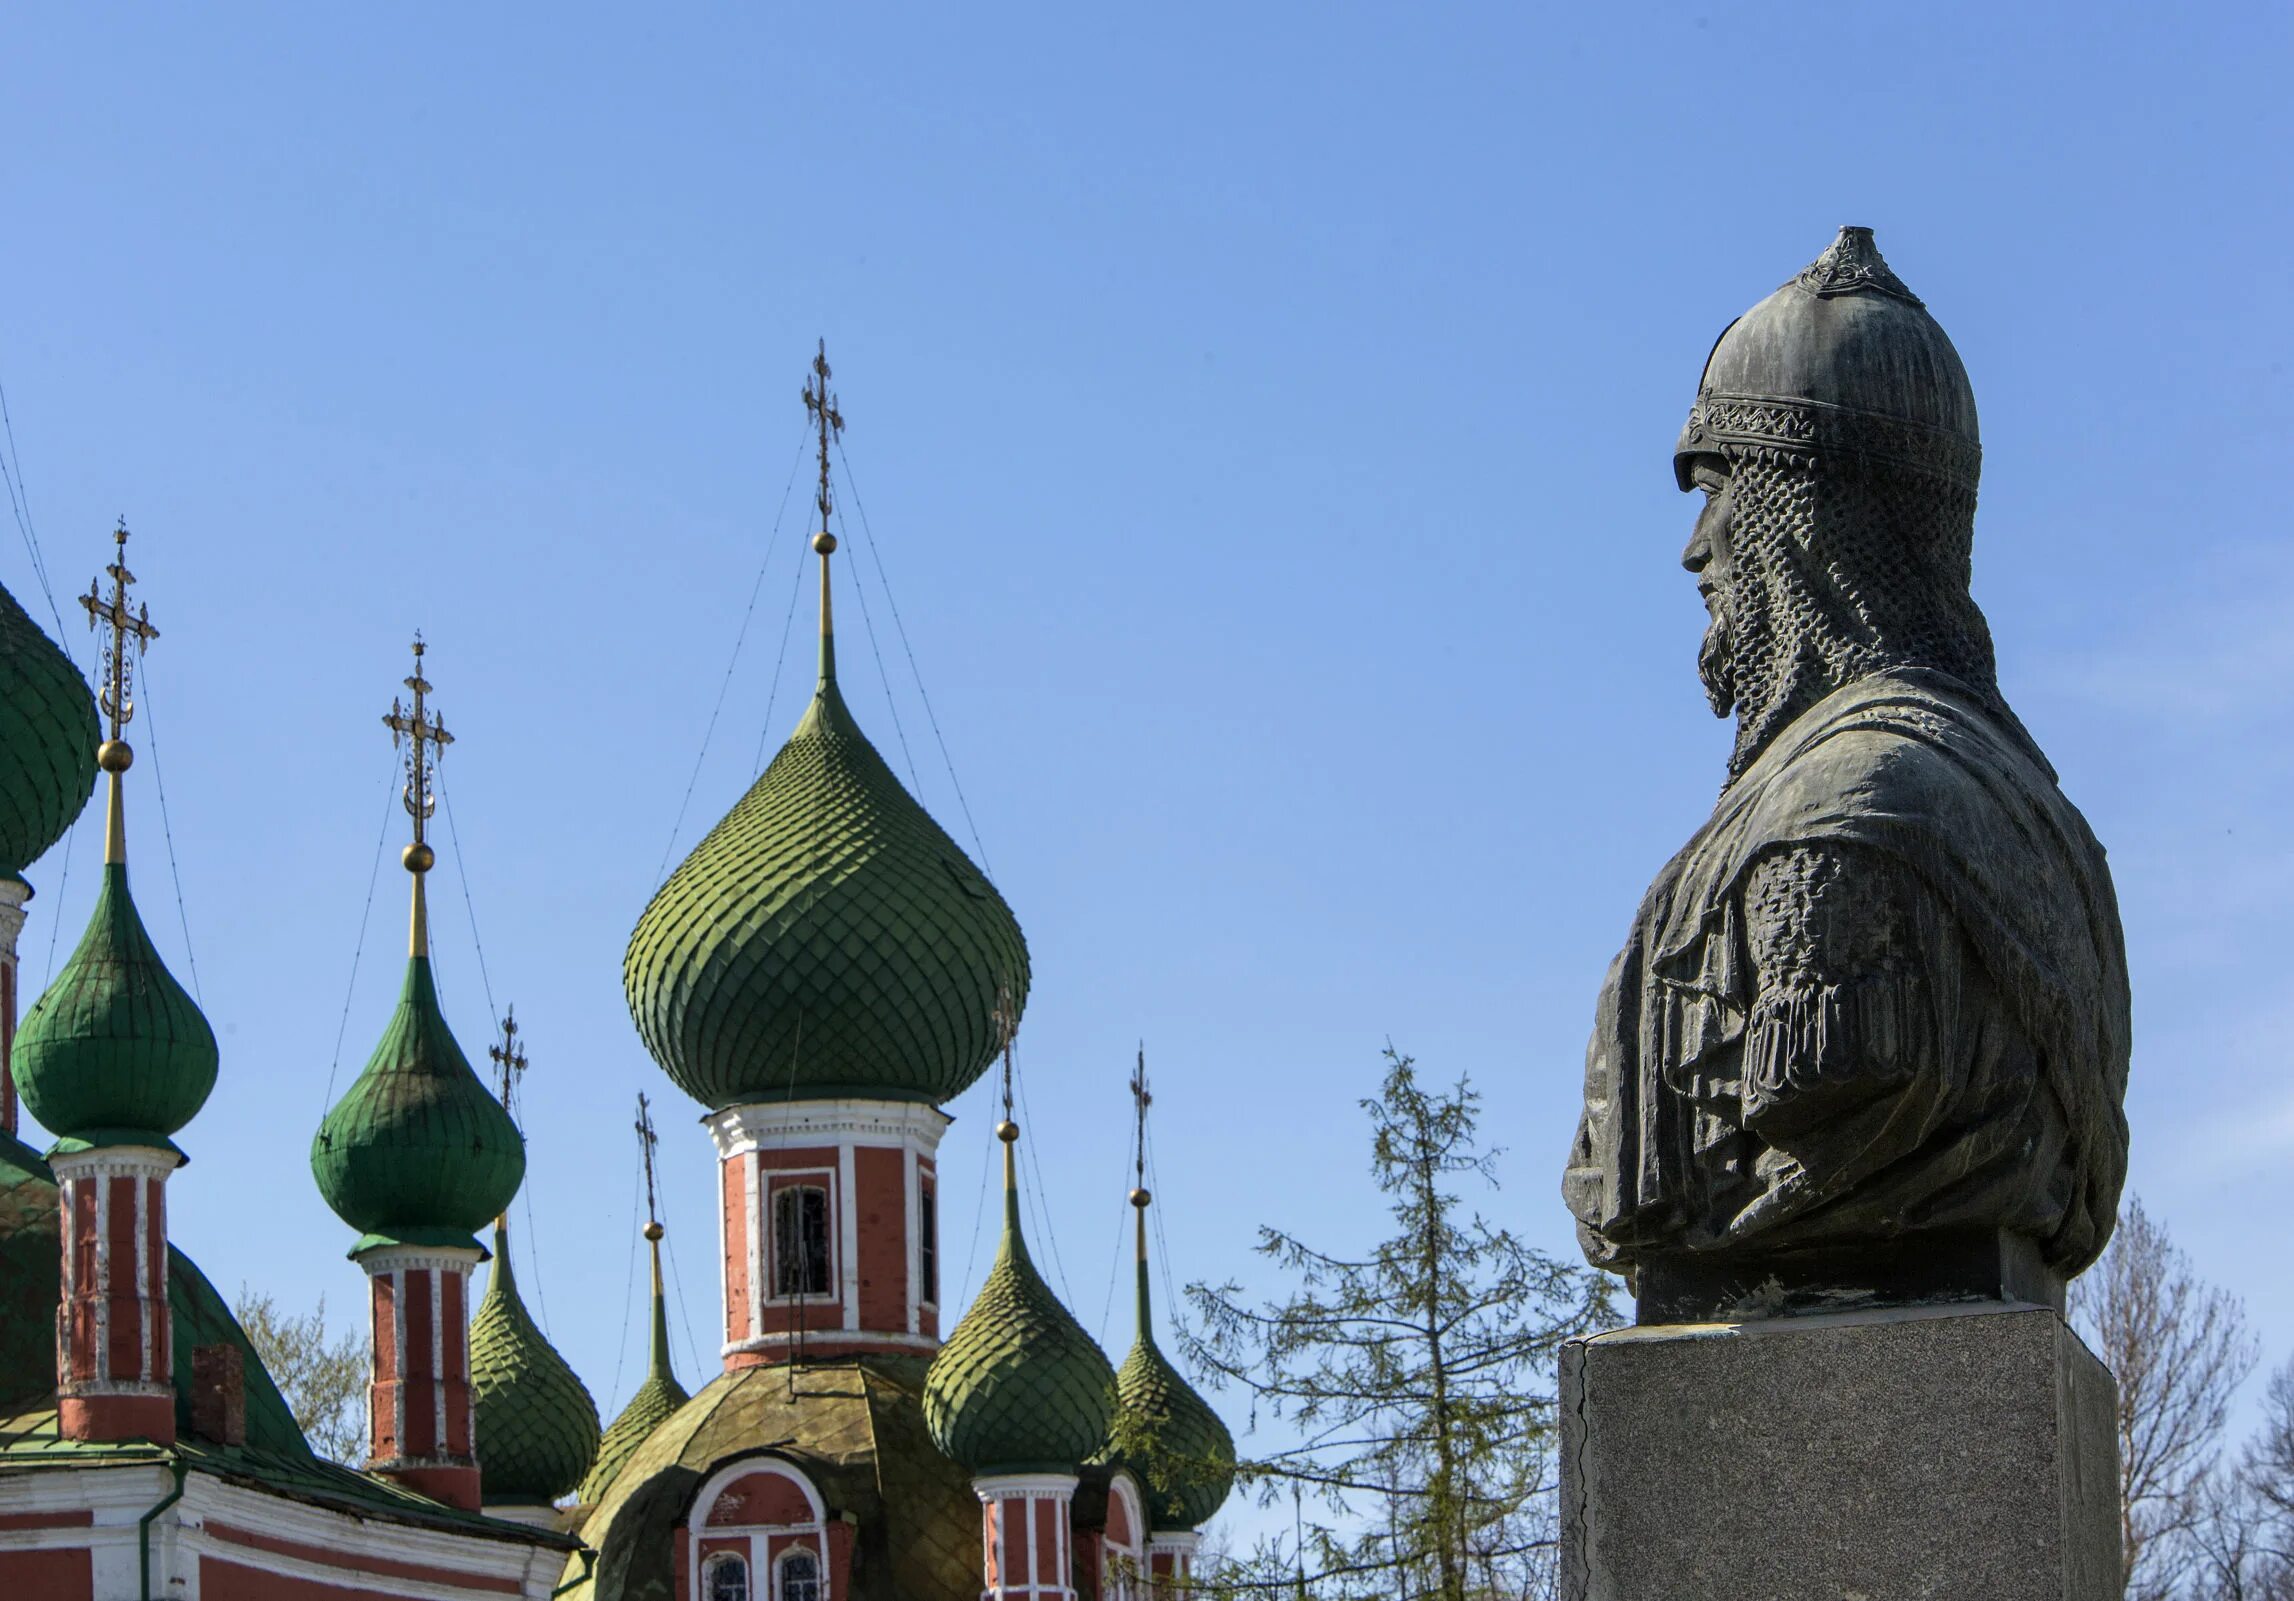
1182, 1050, 1612, 1599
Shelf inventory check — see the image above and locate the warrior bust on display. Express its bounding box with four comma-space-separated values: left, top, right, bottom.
1563, 227, 2131, 1323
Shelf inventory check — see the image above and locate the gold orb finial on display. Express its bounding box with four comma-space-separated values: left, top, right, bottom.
996, 1119, 1020, 1143
813, 530, 838, 555
402, 841, 435, 873
96, 740, 134, 774
643, 1220, 664, 1242
1129, 1186, 1151, 1208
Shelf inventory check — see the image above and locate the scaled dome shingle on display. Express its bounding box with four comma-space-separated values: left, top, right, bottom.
924, 1165, 1114, 1476
1098, 1259, 1236, 1531
0, 579, 96, 884
311, 955, 525, 1254
471, 1222, 601, 1505
624, 667, 1028, 1111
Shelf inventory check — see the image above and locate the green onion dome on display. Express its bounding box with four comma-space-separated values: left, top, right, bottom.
471, 1220, 600, 1505
1098, 1252, 1236, 1530
311, 954, 525, 1255
13, 860, 217, 1150
577, 1228, 689, 1504
0, 578, 97, 884
624, 621, 1029, 1111
924, 1132, 1114, 1476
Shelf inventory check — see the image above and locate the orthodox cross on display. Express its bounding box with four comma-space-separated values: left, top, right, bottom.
1130, 1046, 1152, 1193
489, 1007, 527, 1120
803, 340, 844, 536
383, 635, 453, 849
81, 519, 159, 742
634, 1092, 662, 1230
992, 985, 1020, 1125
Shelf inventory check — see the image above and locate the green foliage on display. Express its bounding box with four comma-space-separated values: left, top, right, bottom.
233, 1289, 370, 1463
1182, 1050, 1612, 1600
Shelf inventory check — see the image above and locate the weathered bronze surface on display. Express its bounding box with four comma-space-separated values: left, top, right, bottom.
1563, 228, 2131, 1323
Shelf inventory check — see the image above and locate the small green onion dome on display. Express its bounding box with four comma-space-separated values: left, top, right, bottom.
471, 1221, 601, 1505
13, 861, 217, 1149
624, 644, 1029, 1111
577, 1229, 689, 1505
311, 956, 525, 1254
924, 1136, 1114, 1476
1098, 1256, 1236, 1530
0, 579, 97, 884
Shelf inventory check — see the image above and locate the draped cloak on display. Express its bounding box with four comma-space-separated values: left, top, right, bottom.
1563, 668, 2130, 1280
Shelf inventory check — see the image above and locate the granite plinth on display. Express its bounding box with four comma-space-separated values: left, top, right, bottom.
1559, 1301, 2120, 1601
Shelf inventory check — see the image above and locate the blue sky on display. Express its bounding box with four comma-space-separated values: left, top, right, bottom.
3, 0, 2289, 1517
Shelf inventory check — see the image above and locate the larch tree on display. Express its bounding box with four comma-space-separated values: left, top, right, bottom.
1181, 1050, 1613, 1601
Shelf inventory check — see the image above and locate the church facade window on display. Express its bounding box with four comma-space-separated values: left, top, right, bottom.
705, 1553, 750, 1601
771, 1183, 832, 1298
775, 1549, 822, 1601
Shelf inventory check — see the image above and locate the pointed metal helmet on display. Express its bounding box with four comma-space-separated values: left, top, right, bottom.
1675, 226, 1981, 493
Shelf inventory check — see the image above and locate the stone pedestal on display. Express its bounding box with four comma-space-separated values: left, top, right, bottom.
1559, 1301, 2121, 1601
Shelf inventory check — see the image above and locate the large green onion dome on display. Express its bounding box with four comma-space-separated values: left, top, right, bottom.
14, 854, 217, 1151
311, 948, 525, 1255
0, 578, 97, 884
1097, 1216, 1235, 1531
624, 569, 1029, 1112
924, 1127, 1114, 1476
577, 1224, 688, 1505
471, 1220, 600, 1505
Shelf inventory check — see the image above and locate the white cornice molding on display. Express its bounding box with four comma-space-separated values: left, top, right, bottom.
973, 1471, 1081, 1500
356, 1244, 483, 1276
707, 1098, 951, 1158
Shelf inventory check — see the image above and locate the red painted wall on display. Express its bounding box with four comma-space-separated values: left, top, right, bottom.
0, 1548, 94, 1600
854, 1145, 906, 1332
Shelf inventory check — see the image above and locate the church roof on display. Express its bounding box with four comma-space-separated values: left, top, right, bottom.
0, 577, 96, 885
470, 1220, 600, 1505
311, 953, 525, 1255
561, 1357, 981, 1601
923, 1130, 1116, 1477
0, 1127, 575, 1545
623, 546, 1028, 1112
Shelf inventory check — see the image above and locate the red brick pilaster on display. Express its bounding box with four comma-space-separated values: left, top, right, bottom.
975, 1474, 1079, 1601
52, 1143, 180, 1443
357, 1244, 482, 1510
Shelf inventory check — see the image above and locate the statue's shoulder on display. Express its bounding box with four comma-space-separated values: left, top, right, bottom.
1743, 671, 2060, 844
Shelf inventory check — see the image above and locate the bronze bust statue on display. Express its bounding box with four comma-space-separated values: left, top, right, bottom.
1563, 227, 2132, 1323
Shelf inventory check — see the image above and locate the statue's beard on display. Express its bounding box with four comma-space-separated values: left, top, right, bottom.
1697, 599, 1737, 719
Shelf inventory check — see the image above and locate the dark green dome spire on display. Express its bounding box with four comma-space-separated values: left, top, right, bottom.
924, 1122, 1114, 1476
14, 530, 214, 1151
578, 1222, 689, 1505
14, 861, 217, 1151
1098, 1196, 1235, 1531
312, 640, 523, 1254
0, 576, 96, 884
471, 1220, 601, 1505
312, 950, 525, 1253
624, 384, 1028, 1113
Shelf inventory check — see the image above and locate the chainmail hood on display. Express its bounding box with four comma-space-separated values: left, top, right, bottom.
1679, 228, 2007, 778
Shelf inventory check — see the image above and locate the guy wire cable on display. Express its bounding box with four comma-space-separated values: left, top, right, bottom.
320, 748, 402, 1116
651, 426, 811, 893
834, 438, 996, 877
129, 649, 201, 1004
